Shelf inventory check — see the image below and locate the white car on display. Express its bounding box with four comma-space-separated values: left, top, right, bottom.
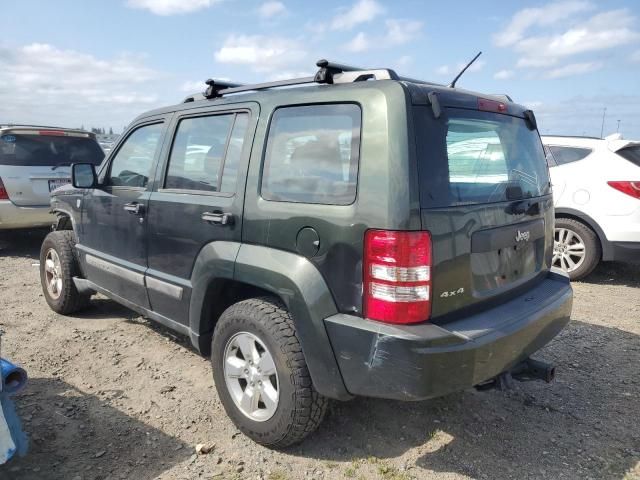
542, 134, 640, 279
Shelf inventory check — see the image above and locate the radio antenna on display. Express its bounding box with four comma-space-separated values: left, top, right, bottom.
449, 51, 482, 88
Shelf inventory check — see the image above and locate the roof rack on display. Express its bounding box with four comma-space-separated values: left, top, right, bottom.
183, 58, 438, 103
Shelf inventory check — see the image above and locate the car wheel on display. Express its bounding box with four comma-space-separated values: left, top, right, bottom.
211, 297, 328, 448
40, 231, 91, 314
553, 218, 601, 280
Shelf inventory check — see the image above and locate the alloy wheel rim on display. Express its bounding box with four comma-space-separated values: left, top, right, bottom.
223, 331, 279, 422
44, 248, 63, 299
553, 227, 586, 273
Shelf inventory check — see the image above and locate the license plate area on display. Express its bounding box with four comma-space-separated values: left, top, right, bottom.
48, 179, 70, 192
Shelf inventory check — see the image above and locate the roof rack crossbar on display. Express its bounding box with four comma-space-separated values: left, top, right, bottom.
183, 58, 441, 102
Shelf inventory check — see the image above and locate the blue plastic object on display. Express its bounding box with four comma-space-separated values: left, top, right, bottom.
0, 359, 28, 394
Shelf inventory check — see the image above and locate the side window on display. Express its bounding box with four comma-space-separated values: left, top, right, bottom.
109, 123, 164, 188
548, 146, 592, 166
261, 104, 361, 205
165, 113, 248, 193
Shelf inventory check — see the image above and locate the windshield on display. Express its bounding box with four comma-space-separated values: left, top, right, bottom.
0, 133, 105, 167
415, 108, 551, 207
617, 146, 640, 168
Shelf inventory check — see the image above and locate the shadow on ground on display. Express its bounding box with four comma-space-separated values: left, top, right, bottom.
0, 229, 48, 259
289, 319, 639, 479
582, 261, 640, 287
3, 377, 190, 480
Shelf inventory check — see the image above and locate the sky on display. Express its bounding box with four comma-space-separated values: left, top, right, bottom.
1, 0, 639, 138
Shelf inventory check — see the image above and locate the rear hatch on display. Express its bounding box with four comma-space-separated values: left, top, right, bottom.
413, 99, 553, 321
0, 129, 104, 206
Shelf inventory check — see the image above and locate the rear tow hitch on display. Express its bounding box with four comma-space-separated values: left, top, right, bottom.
475, 358, 556, 391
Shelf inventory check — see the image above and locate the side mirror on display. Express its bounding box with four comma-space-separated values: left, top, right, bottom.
72, 163, 97, 188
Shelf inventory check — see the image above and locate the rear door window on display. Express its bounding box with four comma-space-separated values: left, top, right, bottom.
164, 112, 248, 193
547, 146, 592, 165
0, 133, 104, 167
617, 146, 640, 167
415, 108, 551, 207
261, 104, 361, 205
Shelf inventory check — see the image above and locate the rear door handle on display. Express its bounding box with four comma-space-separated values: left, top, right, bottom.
202, 212, 234, 225
124, 202, 143, 215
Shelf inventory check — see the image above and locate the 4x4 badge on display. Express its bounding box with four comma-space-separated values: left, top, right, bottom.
515, 230, 530, 242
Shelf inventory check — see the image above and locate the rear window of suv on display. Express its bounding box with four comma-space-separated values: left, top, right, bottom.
414, 108, 551, 207
0, 133, 104, 167
617, 146, 640, 167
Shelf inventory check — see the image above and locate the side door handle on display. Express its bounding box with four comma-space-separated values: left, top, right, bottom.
202, 212, 234, 225
124, 202, 144, 215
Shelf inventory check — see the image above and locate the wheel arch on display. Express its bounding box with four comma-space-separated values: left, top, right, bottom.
555, 208, 611, 260
188, 242, 351, 401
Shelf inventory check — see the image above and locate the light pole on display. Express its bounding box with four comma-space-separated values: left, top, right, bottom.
617, 120, 621, 133
600, 107, 607, 138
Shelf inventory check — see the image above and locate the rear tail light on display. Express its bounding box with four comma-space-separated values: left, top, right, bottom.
478, 98, 507, 113
607, 181, 640, 199
0, 177, 8, 200
363, 230, 432, 324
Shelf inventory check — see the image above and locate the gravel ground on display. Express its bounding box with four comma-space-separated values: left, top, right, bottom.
0, 229, 638, 480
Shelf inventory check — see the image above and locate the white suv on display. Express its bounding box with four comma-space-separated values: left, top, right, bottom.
542, 134, 640, 279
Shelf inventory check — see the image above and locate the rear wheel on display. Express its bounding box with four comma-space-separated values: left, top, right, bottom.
40, 231, 90, 314
211, 297, 328, 448
553, 218, 600, 280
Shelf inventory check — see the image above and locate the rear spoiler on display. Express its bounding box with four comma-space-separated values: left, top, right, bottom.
607, 139, 640, 153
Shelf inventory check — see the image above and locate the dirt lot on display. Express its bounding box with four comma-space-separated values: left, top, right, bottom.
0, 229, 638, 480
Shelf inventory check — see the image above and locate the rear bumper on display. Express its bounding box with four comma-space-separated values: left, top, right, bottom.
0, 201, 54, 230
324, 270, 572, 401
608, 241, 640, 264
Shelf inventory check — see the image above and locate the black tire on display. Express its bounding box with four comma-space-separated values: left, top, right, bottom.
554, 218, 601, 280
40, 230, 90, 314
211, 297, 328, 448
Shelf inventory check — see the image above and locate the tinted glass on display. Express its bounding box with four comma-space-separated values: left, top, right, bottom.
548, 146, 592, 165
262, 104, 361, 205
109, 123, 163, 188
415, 108, 551, 207
0, 134, 104, 167
617, 146, 640, 167
165, 115, 235, 192
220, 114, 249, 193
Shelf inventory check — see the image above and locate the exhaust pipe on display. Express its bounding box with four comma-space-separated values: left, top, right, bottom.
475, 358, 556, 391
1, 358, 28, 394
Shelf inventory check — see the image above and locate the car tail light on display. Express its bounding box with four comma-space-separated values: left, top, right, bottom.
0, 177, 8, 200
363, 230, 432, 324
607, 181, 640, 199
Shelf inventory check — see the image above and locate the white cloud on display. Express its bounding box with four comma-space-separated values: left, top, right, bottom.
345, 19, 422, 53
493, 0, 593, 47
496, 4, 640, 75
330, 0, 384, 30
494, 69, 514, 80
126, 0, 220, 15
346, 32, 370, 53
0, 43, 160, 127
384, 19, 423, 46
258, 1, 287, 18
180, 80, 206, 92
436, 59, 485, 77
214, 35, 306, 72
630, 49, 640, 62
545, 61, 602, 78
435, 65, 450, 75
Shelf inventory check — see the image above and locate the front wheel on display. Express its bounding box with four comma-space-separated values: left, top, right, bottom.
39, 231, 90, 314
553, 218, 600, 280
211, 298, 328, 448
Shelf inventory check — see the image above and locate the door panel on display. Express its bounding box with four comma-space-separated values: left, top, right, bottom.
79, 120, 168, 308
146, 106, 256, 325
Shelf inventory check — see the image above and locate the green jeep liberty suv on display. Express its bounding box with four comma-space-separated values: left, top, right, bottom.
40, 60, 573, 447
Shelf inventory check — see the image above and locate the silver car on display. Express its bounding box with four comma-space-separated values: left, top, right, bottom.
0, 126, 104, 230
